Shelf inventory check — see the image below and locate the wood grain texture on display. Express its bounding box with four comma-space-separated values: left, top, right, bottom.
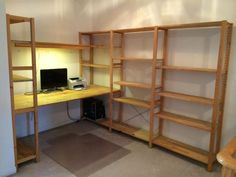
14, 85, 118, 111
158, 91, 214, 105
13, 74, 32, 82
17, 139, 36, 164
161, 65, 217, 73
114, 81, 161, 89
217, 136, 236, 170
81, 63, 109, 69
157, 111, 211, 131
13, 40, 90, 50
113, 97, 151, 108
98, 119, 149, 141
153, 135, 209, 163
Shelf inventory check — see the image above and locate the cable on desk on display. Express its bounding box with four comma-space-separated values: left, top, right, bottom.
66, 102, 80, 121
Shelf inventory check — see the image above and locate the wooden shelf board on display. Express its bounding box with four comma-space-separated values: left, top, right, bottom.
80, 30, 110, 35
7, 14, 31, 24
113, 97, 151, 108
17, 139, 36, 164
15, 107, 35, 115
12, 66, 33, 71
13, 40, 90, 49
158, 91, 214, 105
81, 63, 109, 69
114, 57, 163, 62
13, 74, 32, 82
114, 26, 156, 33
153, 135, 209, 163
159, 21, 225, 30
157, 111, 211, 131
97, 119, 149, 142
114, 81, 161, 89
161, 65, 217, 73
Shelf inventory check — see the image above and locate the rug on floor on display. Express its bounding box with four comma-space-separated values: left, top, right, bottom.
43, 133, 130, 177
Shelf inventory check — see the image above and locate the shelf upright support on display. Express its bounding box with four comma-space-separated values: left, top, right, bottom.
30, 18, 39, 162
109, 31, 114, 132
6, 14, 18, 169
79, 32, 84, 78
6, 14, 39, 167
215, 23, 233, 154
89, 34, 94, 84
208, 21, 227, 172
149, 27, 159, 147
158, 29, 169, 136
118, 33, 125, 123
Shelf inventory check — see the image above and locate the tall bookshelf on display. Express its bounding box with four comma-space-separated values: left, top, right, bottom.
103, 27, 162, 145
6, 14, 39, 166
152, 21, 233, 171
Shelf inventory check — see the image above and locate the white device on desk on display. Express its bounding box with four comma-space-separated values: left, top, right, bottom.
68, 77, 87, 90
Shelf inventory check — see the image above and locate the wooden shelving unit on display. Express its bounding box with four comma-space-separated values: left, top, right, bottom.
79, 30, 111, 84
109, 26, 162, 146
6, 14, 39, 167
154, 21, 233, 171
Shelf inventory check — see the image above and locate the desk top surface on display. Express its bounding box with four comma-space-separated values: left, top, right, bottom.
14, 85, 115, 111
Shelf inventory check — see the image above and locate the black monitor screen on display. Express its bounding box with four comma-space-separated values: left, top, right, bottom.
40, 68, 67, 90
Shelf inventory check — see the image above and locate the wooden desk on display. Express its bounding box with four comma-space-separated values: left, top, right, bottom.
14, 85, 115, 112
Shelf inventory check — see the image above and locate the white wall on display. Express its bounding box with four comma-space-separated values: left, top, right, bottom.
5, 0, 88, 137
87, 0, 236, 148
0, 0, 16, 176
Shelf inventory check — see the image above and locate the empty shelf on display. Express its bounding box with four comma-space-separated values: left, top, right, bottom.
13, 75, 32, 82
17, 139, 36, 164
158, 91, 214, 105
12, 66, 33, 71
98, 119, 149, 141
114, 26, 156, 33
153, 135, 209, 163
114, 81, 161, 89
80, 30, 110, 35
114, 57, 163, 62
161, 65, 217, 73
13, 40, 89, 50
159, 21, 225, 30
113, 97, 151, 108
157, 111, 211, 131
81, 63, 109, 69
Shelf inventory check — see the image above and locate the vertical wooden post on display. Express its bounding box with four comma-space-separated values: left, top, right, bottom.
208, 21, 227, 172
118, 33, 124, 123
89, 34, 94, 84
79, 32, 83, 78
6, 14, 17, 168
149, 27, 158, 147
158, 29, 168, 136
215, 23, 233, 154
30, 18, 39, 161
109, 31, 114, 132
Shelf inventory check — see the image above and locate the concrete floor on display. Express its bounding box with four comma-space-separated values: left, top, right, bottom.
10, 120, 221, 177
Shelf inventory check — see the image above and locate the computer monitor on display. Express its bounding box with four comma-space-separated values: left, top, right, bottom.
40, 68, 67, 90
